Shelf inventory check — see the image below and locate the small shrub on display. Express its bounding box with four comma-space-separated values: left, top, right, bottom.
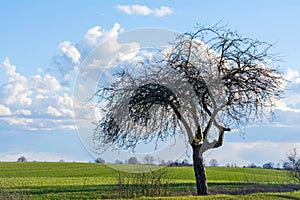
117, 169, 172, 198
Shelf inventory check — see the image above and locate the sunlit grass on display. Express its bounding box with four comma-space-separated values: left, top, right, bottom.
0, 162, 298, 199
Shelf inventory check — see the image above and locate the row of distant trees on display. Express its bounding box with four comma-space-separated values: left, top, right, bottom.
15, 154, 297, 171
16, 156, 66, 163
94, 151, 300, 183
95, 155, 191, 166
94, 155, 297, 170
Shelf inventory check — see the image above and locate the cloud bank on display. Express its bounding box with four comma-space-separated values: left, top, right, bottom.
116, 4, 173, 17
0, 23, 139, 132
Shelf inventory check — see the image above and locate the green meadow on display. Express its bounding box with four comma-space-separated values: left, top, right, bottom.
0, 162, 299, 199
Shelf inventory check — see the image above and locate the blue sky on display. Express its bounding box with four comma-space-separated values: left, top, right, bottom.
0, 0, 300, 166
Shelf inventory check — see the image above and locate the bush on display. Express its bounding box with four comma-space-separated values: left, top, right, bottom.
117, 169, 172, 198
95, 157, 105, 163
17, 156, 27, 162
286, 148, 300, 183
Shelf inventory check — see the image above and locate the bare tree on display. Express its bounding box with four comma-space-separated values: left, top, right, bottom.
286, 148, 300, 182
143, 155, 155, 165
17, 156, 27, 162
247, 163, 259, 168
209, 159, 218, 167
95, 157, 105, 163
262, 162, 274, 169
115, 159, 123, 164
94, 24, 285, 195
159, 159, 166, 166
127, 157, 139, 165
182, 159, 190, 166
283, 161, 293, 170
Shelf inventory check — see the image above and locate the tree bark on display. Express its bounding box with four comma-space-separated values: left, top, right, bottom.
192, 143, 208, 195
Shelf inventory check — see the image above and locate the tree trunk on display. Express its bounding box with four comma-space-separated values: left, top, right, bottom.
192, 143, 208, 195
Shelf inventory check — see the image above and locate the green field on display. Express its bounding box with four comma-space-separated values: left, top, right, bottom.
0, 162, 299, 199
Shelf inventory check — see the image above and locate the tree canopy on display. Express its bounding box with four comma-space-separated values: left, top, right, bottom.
95, 25, 284, 153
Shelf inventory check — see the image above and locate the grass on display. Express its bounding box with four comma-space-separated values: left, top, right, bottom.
133, 190, 300, 200
0, 162, 299, 199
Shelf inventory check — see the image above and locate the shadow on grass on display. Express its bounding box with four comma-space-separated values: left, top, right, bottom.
207, 182, 300, 195
270, 194, 300, 200
5, 182, 300, 198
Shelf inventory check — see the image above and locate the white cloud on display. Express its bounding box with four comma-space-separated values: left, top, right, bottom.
0, 58, 75, 130
284, 93, 300, 106
84, 23, 122, 46
266, 68, 300, 114
2, 117, 76, 131
154, 6, 173, 17
128, 4, 153, 15
16, 109, 31, 116
35, 93, 74, 118
0, 22, 141, 132
53, 93, 73, 110
117, 5, 152, 15
84, 26, 103, 46
3, 57, 17, 76
285, 68, 300, 84
116, 4, 173, 17
46, 106, 62, 117
1, 58, 32, 107
53, 23, 125, 82
116, 5, 132, 14
73, 98, 98, 128
35, 94, 47, 100
0, 104, 12, 116
43, 94, 74, 118
5, 117, 33, 126
58, 41, 81, 64
205, 142, 300, 166
78, 23, 140, 82
31, 74, 62, 94
274, 99, 300, 113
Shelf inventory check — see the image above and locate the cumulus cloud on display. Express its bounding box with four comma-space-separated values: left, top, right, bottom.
46, 106, 62, 117
32, 93, 74, 119
84, 23, 121, 46
270, 68, 300, 114
53, 23, 125, 83
31, 74, 62, 94
0, 58, 75, 130
84, 26, 103, 46
50, 93, 74, 118
116, 4, 173, 17
206, 142, 300, 166
154, 6, 173, 17
58, 41, 81, 64
117, 5, 153, 15
1, 91, 74, 129
16, 109, 31, 116
3, 57, 17, 76
1, 58, 32, 107
285, 68, 300, 84
75, 23, 140, 82
275, 99, 300, 113
3, 21, 142, 128
4, 117, 33, 126
0, 104, 12, 116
